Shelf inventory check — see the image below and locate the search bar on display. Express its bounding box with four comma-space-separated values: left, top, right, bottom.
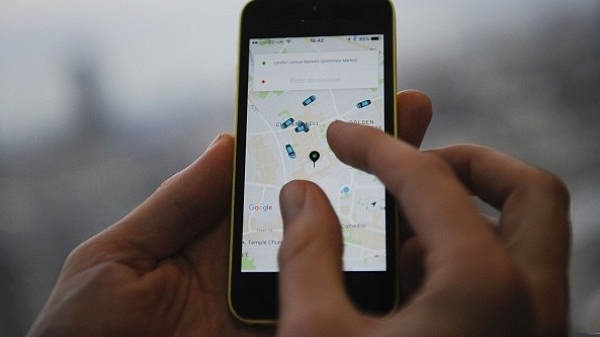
253, 50, 379, 91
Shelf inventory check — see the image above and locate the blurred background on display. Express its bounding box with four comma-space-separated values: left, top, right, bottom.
0, 0, 598, 335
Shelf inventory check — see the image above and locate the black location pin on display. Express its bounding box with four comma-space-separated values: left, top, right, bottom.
309, 151, 320, 167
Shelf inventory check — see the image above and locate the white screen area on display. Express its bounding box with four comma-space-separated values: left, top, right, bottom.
242, 35, 386, 272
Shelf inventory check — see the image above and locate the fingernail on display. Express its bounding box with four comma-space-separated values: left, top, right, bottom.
207, 133, 224, 149
328, 119, 345, 128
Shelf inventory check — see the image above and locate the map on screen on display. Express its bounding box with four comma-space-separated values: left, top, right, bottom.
241, 35, 387, 272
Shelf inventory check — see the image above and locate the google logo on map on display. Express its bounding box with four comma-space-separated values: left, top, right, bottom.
248, 203, 273, 212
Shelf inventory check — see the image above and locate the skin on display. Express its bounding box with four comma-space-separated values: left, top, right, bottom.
27, 90, 432, 337
277, 122, 570, 336
27, 90, 570, 337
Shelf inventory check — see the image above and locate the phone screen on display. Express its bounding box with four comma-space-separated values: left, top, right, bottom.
240, 34, 387, 273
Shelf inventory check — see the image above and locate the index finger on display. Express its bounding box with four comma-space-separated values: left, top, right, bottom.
327, 121, 495, 254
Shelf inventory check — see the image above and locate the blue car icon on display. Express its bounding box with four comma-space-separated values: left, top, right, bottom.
285, 144, 296, 158
302, 95, 316, 106
294, 121, 309, 133
356, 99, 372, 109
280, 117, 294, 129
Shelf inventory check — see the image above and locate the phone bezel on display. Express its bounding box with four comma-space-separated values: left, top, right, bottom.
229, 0, 397, 323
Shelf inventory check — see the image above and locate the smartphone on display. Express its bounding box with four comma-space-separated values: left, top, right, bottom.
229, 0, 397, 323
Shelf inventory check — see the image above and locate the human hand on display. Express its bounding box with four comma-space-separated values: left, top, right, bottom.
27, 90, 432, 337
277, 122, 570, 336
27, 133, 269, 337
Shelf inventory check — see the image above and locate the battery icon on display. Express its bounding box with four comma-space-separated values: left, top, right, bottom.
371, 36, 380, 40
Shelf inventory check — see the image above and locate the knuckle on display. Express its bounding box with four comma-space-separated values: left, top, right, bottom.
519, 168, 571, 219
157, 170, 183, 191
278, 223, 319, 269
61, 239, 106, 274
417, 152, 457, 178
279, 229, 343, 272
533, 170, 570, 206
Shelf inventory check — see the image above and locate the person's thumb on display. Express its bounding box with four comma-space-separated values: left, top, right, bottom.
277, 180, 358, 336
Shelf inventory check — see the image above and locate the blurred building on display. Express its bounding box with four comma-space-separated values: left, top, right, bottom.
0, 44, 217, 335
0, 2, 598, 336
